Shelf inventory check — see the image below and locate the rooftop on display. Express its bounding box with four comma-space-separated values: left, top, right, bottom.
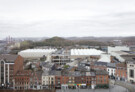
95, 70, 108, 75
71, 49, 104, 56
94, 62, 107, 66
107, 63, 116, 68
18, 49, 57, 58
121, 54, 135, 62
116, 63, 127, 68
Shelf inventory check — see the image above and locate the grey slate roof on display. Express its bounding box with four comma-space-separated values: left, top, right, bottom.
95, 70, 108, 75
121, 55, 135, 62
49, 70, 61, 76
107, 63, 116, 68
94, 62, 107, 66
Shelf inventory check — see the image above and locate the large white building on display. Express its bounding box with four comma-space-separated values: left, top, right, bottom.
108, 46, 130, 62
71, 49, 104, 56
18, 49, 57, 59
70, 49, 104, 60
110, 51, 129, 62
108, 46, 130, 54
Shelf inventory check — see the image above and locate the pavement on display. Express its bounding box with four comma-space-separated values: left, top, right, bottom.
56, 85, 129, 92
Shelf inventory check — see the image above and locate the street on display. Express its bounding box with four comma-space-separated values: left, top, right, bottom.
56, 85, 129, 92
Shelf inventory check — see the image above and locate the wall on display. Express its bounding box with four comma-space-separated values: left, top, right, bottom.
107, 68, 116, 76
96, 75, 109, 85
0, 90, 55, 92
108, 46, 130, 54
127, 63, 135, 82
14, 55, 24, 75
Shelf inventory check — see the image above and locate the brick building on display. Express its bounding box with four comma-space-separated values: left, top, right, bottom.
30, 71, 42, 90
13, 55, 24, 75
0, 54, 23, 88
115, 63, 127, 81
95, 70, 109, 85
13, 54, 31, 90
91, 62, 107, 71
85, 72, 96, 89
14, 70, 31, 90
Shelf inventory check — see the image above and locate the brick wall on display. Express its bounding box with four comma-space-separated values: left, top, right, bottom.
14, 55, 24, 75
96, 75, 109, 85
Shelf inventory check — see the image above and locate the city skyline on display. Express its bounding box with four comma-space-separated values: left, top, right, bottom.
0, 0, 135, 39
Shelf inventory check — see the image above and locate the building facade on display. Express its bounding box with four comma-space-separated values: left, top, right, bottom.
115, 63, 127, 81
95, 70, 109, 85
107, 63, 116, 78
0, 54, 22, 88
42, 75, 55, 89
127, 62, 135, 84
14, 70, 31, 90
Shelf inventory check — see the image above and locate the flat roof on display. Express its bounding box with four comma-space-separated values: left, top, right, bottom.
71, 49, 104, 56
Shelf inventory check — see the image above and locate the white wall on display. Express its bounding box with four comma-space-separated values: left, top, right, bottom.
127, 63, 135, 82
98, 53, 111, 63
42, 75, 55, 86
107, 68, 116, 76
18, 49, 57, 58
108, 46, 130, 54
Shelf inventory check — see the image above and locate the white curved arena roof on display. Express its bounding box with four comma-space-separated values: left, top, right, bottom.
71, 49, 104, 56
18, 49, 57, 58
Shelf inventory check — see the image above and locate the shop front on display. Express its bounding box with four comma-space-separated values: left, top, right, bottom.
68, 84, 76, 89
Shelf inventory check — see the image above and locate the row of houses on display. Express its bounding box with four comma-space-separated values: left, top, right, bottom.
91, 56, 135, 84
0, 46, 135, 90
41, 68, 109, 89
92, 61, 127, 81
0, 54, 42, 90
0, 54, 109, 90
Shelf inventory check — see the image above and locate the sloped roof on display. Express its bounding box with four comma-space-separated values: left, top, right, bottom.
121, 54, 135, 61
116, 63, 127, 68
98, 54, 111, 63
107, 63, 116, 68
94, 62, 107, 66
95, 70, 108, 75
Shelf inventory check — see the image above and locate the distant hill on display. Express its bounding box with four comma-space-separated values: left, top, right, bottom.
34, 37, 75, 47
33, 36, 107, 47
65, 36, 135, 44
14, 36, 135, 49
13, 36, 135, 43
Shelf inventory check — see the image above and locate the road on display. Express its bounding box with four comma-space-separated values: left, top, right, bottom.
56, 85, 129, 92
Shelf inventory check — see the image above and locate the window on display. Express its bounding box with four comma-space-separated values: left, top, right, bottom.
130, 65, 134, 67
104, 77, 106, 82
130, 69, 134, 78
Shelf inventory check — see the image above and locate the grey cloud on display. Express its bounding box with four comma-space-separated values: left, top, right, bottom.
0, 0, 135, 39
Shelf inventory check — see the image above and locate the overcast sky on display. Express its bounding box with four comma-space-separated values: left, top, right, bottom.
0, 0, 135, 39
